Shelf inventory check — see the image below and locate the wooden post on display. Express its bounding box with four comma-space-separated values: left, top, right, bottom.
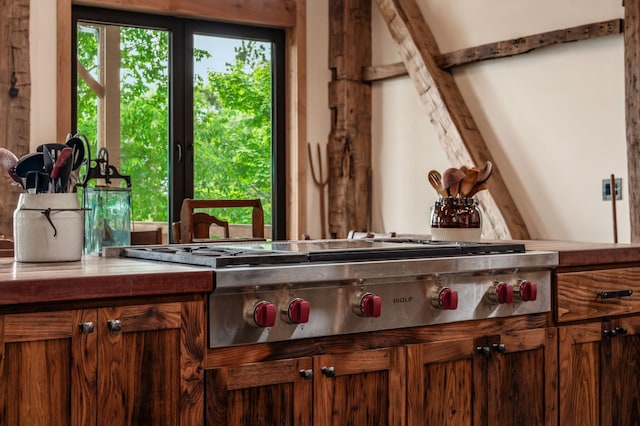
0, 0, 30, 238
327, 0, 372, 238
625, 1, 640, 243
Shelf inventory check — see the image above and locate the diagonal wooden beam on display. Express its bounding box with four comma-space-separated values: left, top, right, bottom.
364, 18, 623, 82
624, 2, 640, 242
375, 0, 529, 239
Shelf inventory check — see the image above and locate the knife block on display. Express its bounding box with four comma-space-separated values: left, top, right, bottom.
13, 193, 84, 262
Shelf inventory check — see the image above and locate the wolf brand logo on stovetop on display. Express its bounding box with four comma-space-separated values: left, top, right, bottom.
393, 296, 413, 304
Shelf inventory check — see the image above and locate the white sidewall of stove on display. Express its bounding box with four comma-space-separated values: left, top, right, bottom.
368, 0, 627, 242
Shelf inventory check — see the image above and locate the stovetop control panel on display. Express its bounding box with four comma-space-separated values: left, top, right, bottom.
209, 268, 551, 347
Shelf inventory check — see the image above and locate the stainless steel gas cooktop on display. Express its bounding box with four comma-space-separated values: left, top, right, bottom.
115, 238, 557, 348
119, 238, 526, 268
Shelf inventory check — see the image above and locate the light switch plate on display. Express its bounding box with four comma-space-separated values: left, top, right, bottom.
602, 178, 622, 201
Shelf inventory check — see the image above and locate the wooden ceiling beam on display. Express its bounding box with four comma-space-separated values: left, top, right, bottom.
375, 0, 529, 239
364, 18, 623, 83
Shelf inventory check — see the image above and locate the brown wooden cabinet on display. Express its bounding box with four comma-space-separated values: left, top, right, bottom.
407, 327, 557, 426
555, 265, 640, 426
0, 299, 204, 426
205, 323, 556, 426
559, 317, 640, 426
206, 346, 406, 425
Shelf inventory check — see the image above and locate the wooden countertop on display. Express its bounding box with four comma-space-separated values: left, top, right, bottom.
2, 239, 639, 307
522, 240, 640, 268
0, 255, 213, 306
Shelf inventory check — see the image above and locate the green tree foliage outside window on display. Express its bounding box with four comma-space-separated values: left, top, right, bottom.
76, 25, 272, 226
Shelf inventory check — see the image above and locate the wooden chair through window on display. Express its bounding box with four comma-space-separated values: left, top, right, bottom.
130, 228, 163, 245
347, 230, 397, 239
176, 199, 265, 243
0, 238, 14, 258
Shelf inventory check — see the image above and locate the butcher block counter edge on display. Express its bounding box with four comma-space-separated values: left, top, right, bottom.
521, 240, 640, 268
0, 255, 213, 306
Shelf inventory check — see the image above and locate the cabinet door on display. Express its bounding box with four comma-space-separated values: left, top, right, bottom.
0, 309, 97, 426
407, 336, 483, 425
487, 328, 557, 426
409, 328, 557, 426
98, 301, 204, 425
313, 347, 406, 426
558, 323, 602, 426
205, 357, 313, 425
600, 316, 640, 426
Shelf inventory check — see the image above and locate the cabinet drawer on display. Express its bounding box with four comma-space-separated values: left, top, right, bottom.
556, 267, 640, 322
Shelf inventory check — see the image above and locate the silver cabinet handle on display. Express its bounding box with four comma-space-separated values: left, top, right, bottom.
107, 319, 122, 332
79, 322, 94, 334
320, 366, 335, 378
299, 369, 313, 380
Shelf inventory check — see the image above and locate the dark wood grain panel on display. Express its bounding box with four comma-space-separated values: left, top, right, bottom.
206, 357, 313, 426
206, 313, 551, 367
558, 324, 601, 426
98, 304, 182, 425
489, 328, 557, 426
607, 323, 640, 426
408, 339, 476, 425
3, 311, 75, 342
0, 309, 96, 426
556, 267, 640, 322
180, 300, 205, 426
313, 347, 404, 426
72, 309, 97, 426
118, 302, 182, 332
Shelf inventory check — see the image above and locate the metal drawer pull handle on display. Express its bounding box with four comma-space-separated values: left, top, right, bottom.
599, 289, 633, 299
492, 343, 506, 353
321, 366, 335, 377
476, 346, 491, 356
604, 327, 629, 337
107, 319, 122, 332
79, 322, 94, 334
299, 369, 313, 380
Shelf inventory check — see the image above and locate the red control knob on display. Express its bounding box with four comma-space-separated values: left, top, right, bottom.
287, 298, 310, 324
431, 287, 458, 310
360, 293, 382, 317
518, 280, 537, 302
495, 282, 514, 304
437, 287, 458, 310
253, 301, 276, 327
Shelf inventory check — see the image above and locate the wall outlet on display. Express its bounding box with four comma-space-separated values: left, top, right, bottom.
602, 178, 622, 201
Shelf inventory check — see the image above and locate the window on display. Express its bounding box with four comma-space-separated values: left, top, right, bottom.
72, 7, 286, 240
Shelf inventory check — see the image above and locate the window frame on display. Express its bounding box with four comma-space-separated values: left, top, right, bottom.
71, 6, 287, 239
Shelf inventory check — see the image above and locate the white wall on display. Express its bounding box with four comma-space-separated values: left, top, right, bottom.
30, 0, 629, 243
30, 0, 58, 147
365, 0, 627, 242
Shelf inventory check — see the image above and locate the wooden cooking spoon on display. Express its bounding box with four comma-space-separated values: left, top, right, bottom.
464, 161, 493, 197
459, 167, 479, 198
442, 167, 465, 197
475, 161, 493, 186
427, 170, 448, 198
